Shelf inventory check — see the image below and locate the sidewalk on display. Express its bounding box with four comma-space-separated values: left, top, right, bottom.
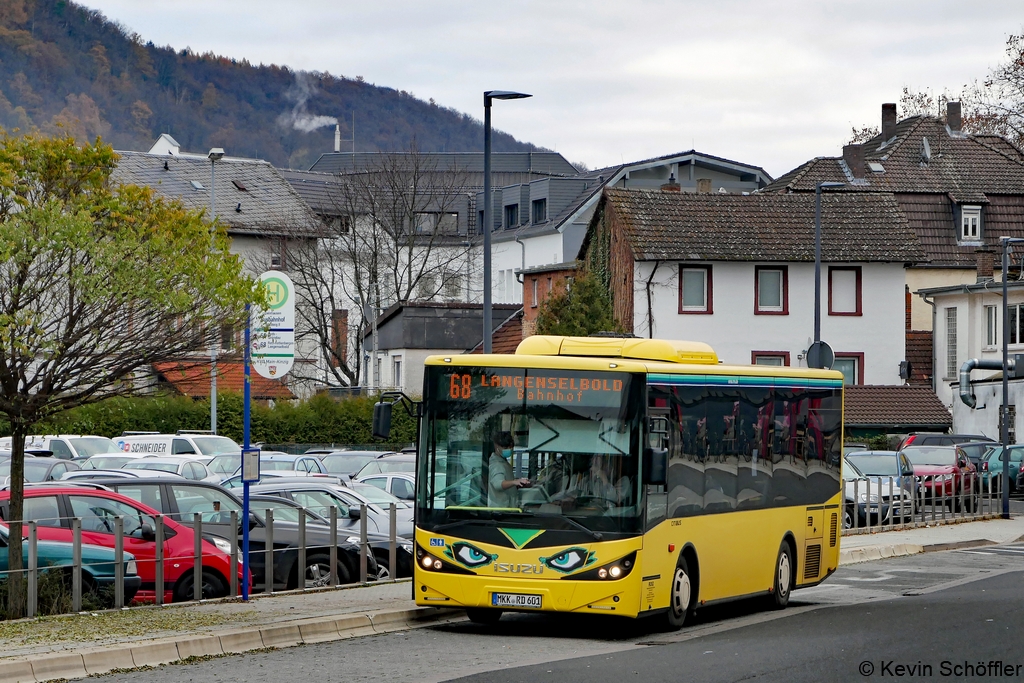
0, 580, 461, 683
839, 514, 1024, 564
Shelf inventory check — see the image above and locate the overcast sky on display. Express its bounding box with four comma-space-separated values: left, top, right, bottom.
85, 0, 1020, 178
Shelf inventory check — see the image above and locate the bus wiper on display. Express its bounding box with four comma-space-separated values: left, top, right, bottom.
428, 518, 481, 534
558, 515, 603, 541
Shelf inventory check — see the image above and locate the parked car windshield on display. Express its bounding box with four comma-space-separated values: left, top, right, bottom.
191, 436, 241, 456
842, 457, 863, 480
344, 482, 405, 506
84, 455, 136, 470
0, 459, 56, 482
68, 437, 118, 457
123, 461, 179, 473
847, 454, 900, 476
260, 460, 304, 471
322, 454, 377, 476
208, 454, 241, 476
902, 446, 956, 466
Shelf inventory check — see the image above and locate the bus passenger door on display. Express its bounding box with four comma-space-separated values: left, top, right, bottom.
802, 506, 824, 584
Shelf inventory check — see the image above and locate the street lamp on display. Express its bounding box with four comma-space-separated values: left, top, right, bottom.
208, 148, 225, 434
999, 237, 1024, 518
812, 181, 845, 354
483, 90, 531, 354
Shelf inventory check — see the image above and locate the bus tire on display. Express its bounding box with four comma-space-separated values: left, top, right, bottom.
769, 542, 793, 610
466, 608, 502, 625
662, 556, 693, 630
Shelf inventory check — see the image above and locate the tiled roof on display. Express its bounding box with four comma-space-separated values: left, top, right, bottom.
113, 152, 321, 238
844, 385, 951, 429
599, 188, 924, 263
279, 169, 346, 217
470, 308, 524, 354
905, 331, 933, 386
763, 116, 1024, 195
153, 361, 295, 400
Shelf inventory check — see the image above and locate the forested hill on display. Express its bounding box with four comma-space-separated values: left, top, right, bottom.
0, 1, 539, 169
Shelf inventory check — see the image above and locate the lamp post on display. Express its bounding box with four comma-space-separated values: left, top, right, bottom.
208, 148, 225, 433
482, 90, 531, 353
813, 181, 845, 347
999, 237, 1024, 518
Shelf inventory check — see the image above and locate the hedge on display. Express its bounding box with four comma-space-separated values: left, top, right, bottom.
0, 393, 418, 449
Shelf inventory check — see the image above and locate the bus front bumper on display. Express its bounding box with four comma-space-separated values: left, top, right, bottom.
414, 568, 643, 617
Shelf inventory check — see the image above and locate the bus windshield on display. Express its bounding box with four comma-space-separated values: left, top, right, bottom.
418, 366, 644, 535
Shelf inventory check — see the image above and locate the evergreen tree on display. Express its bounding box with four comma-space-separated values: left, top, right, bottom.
534, 270, 622, 337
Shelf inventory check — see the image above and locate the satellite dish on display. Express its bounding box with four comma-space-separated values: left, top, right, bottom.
807, 341, 835, 370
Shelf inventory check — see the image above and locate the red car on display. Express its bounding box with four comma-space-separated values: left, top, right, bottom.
901, 445, 979, 511
0, 486, 243, 603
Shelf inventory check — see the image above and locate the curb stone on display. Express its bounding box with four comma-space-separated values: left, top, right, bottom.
839, 537, 1001, 565
0, 606, 462, 683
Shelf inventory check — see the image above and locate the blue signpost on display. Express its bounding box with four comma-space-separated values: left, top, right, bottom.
240, 304, 258, 600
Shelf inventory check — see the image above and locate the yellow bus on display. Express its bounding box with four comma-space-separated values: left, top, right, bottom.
391, 336, 843, 629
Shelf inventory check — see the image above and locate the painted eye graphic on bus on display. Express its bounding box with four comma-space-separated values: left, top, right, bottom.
445, 542, 497, 568
539, 547, 596, 574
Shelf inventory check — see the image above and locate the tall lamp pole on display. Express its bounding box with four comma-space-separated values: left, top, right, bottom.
207, 148, 225, 433
999, 237, 1024, 518
482, 90, 531, 353
813, 182, 845, 345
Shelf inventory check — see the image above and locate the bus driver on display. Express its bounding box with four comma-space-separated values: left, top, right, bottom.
488, 431, 531, 508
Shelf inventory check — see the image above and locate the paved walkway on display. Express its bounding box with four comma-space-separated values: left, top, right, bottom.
4, 515, 1024, 682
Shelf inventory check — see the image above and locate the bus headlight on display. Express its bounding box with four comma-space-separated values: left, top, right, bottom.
570, 552, 637, 581
414, 545, 473, 575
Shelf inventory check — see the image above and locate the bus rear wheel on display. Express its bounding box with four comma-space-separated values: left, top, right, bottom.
662, 557, 693, 630
466, 608, 502, 625
768, 542, 793, 610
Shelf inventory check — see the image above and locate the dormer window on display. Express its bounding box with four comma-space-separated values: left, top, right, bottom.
960, 205, 981, 241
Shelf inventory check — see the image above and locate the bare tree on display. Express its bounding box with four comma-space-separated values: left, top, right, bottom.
0, 133, 259, 617
288, 148, 479, 387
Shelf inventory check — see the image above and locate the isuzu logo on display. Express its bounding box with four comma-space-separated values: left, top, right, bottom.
494, 563, 544, 575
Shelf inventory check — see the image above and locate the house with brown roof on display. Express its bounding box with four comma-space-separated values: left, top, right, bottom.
762, 102, 1024, 389
113, 137, 323, 398
580, 188, 924, 384
843, 385, 951, 439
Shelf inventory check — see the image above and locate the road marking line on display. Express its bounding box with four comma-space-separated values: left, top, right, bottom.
901, 568, 1018, 596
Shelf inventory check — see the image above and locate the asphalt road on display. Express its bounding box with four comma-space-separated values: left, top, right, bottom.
93, 544, 1024, 683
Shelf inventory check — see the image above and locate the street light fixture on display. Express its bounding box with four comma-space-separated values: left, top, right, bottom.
482, 90, 531, 354
810, 181, 846, 368
207, 148, 225, 434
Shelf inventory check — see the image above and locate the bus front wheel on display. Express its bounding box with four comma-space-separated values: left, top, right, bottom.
663, 557, 693, 630
769, 542, 793, 610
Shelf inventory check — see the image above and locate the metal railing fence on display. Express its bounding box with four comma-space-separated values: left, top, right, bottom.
0, 503, 403, 619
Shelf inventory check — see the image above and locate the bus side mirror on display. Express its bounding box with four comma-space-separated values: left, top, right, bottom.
372, 402, 393, 439
643, 447, 667, 485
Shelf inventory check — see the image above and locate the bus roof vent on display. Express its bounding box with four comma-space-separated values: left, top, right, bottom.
515, 336, 718, 365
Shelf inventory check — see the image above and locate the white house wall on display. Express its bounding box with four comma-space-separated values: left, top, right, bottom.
951, 379, 1022, 441
633, 261, 906, 384
490, 233, 565, 304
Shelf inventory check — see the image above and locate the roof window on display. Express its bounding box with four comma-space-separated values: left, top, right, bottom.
190, 180, 205, 190
232, 180, 248, 191
867, 162, 885, 173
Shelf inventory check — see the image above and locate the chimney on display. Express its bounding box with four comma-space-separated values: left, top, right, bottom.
696, 178, 712, 194
976, 248, 994, 283
660, 172, 681, 192
947, 101, 962, 133
882, 103, 897, 140
843, 144, 865, 179
334, 124, 341, 153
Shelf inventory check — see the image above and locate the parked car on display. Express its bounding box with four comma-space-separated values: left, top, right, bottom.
114, 432, 241, 458
62, 469, 184, 481
320, 451, 395, 479
252, 453, 328, 475
248, 494, 413, 579
0, 435, 119, 461
0, 486, 240, 603
82, 455, 139, 470
357, 472, 416, 501
844, 451, 916, 524
353, 453, 416, 478
208, 453, 241, 479
0, 458, 81, 486
220, 472, 340, 489
843, 442, 868, 456
958, 442, 998, 470
901, 445, 979, 510
898, 433, 995, 450
86, 479, 376, 588
122, 456, 219, 482
249, 481, 414, 539
0, 521, 141, 606
976, 445, 1024, 494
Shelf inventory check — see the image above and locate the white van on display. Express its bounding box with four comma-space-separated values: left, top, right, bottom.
0, 434, 119, 460
114, 432, 241, 458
